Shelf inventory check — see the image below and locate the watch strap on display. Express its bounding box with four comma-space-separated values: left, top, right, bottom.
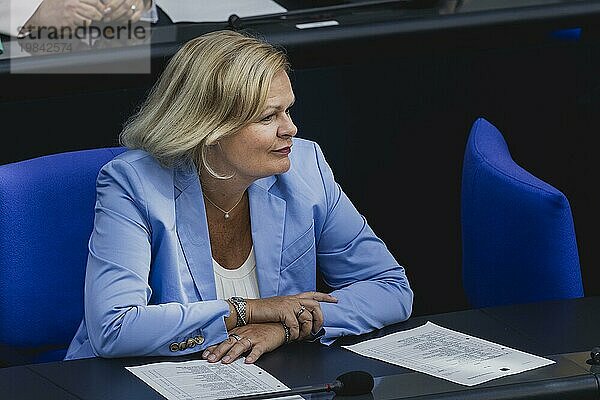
229, 296, 247, 327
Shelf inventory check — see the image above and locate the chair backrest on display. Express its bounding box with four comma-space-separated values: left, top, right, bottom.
460, 118, 584, 308
0, 146, 127, 365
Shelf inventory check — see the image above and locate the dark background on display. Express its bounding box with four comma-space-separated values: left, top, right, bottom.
1, 13, 598, 317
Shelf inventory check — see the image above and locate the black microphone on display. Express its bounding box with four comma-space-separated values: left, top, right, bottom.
225, 370, 374, 400
223, 1, 428, 30
227, 14, 242, 30
590, 346, 600, 365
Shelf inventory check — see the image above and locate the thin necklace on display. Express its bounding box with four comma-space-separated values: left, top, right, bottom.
203, 192, 245, 220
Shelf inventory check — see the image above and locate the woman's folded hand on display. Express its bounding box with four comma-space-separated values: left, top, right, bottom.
246, 291, 337, 341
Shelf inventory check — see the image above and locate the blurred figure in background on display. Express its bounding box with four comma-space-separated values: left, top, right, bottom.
0, 0, 155, 37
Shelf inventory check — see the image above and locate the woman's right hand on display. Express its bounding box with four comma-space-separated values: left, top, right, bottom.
245, 291, 337, 341
203, 322, 288, 365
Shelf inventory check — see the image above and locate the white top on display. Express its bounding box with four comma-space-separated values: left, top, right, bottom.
213, 246, 260, 300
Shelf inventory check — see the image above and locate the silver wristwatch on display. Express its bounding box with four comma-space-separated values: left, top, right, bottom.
229, 296, 247, 327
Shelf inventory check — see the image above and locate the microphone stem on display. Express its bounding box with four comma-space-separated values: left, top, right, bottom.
225, 384, 335, 400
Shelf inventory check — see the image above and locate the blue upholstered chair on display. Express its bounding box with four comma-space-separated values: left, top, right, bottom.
0, 147, 126, 366
461, 118, 584, 308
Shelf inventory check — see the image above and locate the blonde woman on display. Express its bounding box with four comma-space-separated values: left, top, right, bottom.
65, 30, 413, 364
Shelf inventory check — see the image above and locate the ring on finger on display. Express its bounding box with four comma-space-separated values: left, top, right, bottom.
130, 4, 137, 12
244, 337, 253, 349
230, 333, 242, 341
296, 305, 306, 318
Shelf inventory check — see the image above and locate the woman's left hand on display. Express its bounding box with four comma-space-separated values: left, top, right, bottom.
202, 323, 287, 365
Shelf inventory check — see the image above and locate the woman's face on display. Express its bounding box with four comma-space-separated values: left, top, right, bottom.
216, 70, 298, 182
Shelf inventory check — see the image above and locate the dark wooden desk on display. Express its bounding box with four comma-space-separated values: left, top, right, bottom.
0, 365, 79, 399
3, 297, 599, 399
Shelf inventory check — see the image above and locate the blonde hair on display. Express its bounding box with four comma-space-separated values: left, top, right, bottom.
119, 30, 290, 176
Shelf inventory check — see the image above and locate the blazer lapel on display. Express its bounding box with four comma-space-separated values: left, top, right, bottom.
174, 166, 217, 301
249, 176, 286, 298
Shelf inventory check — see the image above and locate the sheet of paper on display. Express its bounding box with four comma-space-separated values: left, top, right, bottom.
126, 358, 301, 400
155, 0, 287, 23
342, 321, 555, 386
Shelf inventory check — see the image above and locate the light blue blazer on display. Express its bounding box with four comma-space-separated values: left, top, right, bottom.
65, 138, 413, 360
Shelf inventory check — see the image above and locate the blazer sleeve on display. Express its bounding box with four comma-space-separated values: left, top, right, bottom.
83, 159, 230, 358
312, 143, 414, 345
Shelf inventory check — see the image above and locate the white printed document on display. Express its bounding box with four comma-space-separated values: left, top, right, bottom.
126, 359, 300, 400
156, 1, 287, 23
342, 321, 555, 386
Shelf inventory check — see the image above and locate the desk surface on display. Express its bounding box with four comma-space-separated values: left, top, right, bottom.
2, 0, 600, 74
3, 296, 600, 400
